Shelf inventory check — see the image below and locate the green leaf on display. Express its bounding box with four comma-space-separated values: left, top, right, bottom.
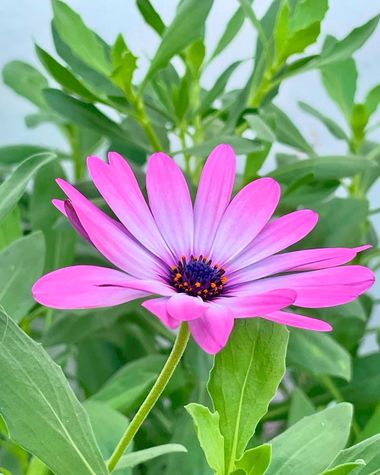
331, 434, 380, 474
270, 156, 375, 183
287, 388, 315, 427
320, 36, 358, 121
85, 401, 131, 475
111, 34, 138, 99
263, 105, 314, 154
115, 444, 187, 472
234, 444, 272, 475
0, 309, 108, 475
43, 89, 147, 163
91, 354, 167, 413
52, 0, 111, 75
175, 136, 262, 157
0, 145, 54, 166
0, 207, 22, 251
210, 5, 246, 60
287, 329, 352, 381
322, 461, 366, 475
2, 61, 48, 108
356, 406, 380, 443
245, 114, 276, 142
0, 152, 56, 223
0, 232, 45, 321
209, 319, 288, 473
35, 45, 98, 101
298, 101, 349, 140
365, 84, 380, 117
200, 61, 241, 113
144, 0, 213, 83
186, 404, 225, 475
315, 15, 380, 69
266, 404, 353, 475
136, 0, 166, 37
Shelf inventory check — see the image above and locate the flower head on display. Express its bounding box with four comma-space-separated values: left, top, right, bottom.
33, 145, 374, 354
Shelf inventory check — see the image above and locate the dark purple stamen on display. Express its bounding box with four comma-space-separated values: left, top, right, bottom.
169, 255, 228, 300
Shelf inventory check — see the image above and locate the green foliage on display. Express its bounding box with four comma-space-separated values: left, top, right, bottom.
1, 0, 380, 474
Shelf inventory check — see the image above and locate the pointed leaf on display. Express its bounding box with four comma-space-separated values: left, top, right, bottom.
234, 444, 272, 475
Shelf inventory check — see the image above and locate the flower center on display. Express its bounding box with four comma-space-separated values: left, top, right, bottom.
169, 256, 227, 300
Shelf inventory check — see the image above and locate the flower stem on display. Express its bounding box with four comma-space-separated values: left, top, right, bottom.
107, 322, 191, 472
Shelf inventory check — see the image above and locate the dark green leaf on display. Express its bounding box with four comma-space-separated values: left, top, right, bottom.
365, 84, 380, 117
0, 309, 108, 475
136, 0, 166, 37
299, 101, 349, 140
0, 207, 22, 251
287, 388, 315, 427
175, 136, 262, 157
210, 5, 246, 60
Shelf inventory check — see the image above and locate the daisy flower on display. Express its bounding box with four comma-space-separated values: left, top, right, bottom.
33, 145, 374, 354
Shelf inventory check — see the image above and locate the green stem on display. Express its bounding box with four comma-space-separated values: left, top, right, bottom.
107, 322, 190, 472
136, 99, 164, 151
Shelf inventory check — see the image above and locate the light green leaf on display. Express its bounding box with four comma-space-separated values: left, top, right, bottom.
331, 434, 380, 474
270, 156, 375, 183
186, 404, 225, 475
266, 404, 353, 475
365, 84, 380, 117
0, 309, 108, 475
287, 329, 352, 381
0, 207, 22, 251
43, 89, 147, 163
111, 34, 138, 100
234, 444, 272, 475
209, 319, 288, 473
91, 354, 167, 413
35, 44, 98, 101
144, 0, 213, 82
115, 444, 187, 472
320, 36, 357, 121
322, 460, 366, 475
136, 0, 166, 37
0, 232, 45, 321
0, 152, 56, 223
174, 136, 262, 157
298, 101, 349, 140
263, 104, 314, 154
0, 145, 54, 166
210, 5, 246, 61
245, 114, 276, 142
52, 0, 111, 75
287, 388, 315, 427
2, 61, 48, 108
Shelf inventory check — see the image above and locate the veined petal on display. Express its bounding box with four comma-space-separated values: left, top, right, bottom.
142, 298, 180, 329
263, 311, 332, 331
189, 304, 234, 354
229, 209, 318, 272
167, 293, 207, 321
193, 144, 236, 256
88, 153, 172, 263
211, 178, 280, 264
56, 178, 161, 279
232, 266, 375, 307
147, 152, 194, 258
32, 265, 146, 309
230, 246, 370, 284
113, 279, 175, 296
217, 289, 296, 317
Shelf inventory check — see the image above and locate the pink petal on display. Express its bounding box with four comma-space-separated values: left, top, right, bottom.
32, 265, 146, 309
146, 153, 194, 258
263, 311, 332, 331
115, 279, 175, 296
52, 198, 66, 215
167, 293, 207, 321
229, 209, 319, 272
57, 178, 161, 279
193, 144, 236, 256
230, 246, 368, 284
87, 154, 172, 263
217, 289, 297, 317
210, 178, 280, 264
232, 266, 375, 307
189, 304, 234, 354
142, 298, 180, 329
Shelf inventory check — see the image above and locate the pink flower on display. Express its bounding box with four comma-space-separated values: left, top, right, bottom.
32, 145, 374, 354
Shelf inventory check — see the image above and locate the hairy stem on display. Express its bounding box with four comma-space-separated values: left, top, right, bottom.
107, 322, 191, 472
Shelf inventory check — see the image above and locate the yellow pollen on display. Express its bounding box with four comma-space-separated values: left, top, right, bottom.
171, 265, 177, 271
195, 282, 201, 288
184, 282, 189, 287
210, 282, 217, 289
221, 276, 228, 284
203, 289, 208, 294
